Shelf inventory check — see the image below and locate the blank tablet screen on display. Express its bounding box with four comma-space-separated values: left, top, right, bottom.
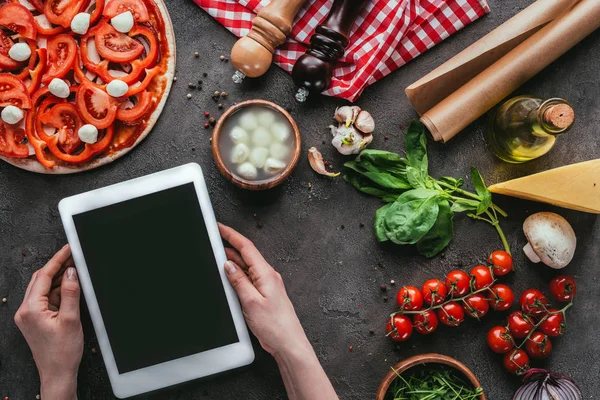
73, 182, 239, 374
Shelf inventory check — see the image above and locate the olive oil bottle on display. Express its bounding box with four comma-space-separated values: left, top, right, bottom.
485, 96, 574, 163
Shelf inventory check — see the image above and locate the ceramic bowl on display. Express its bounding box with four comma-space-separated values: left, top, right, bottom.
211, 99, 301, 190
375, 353, 485, 400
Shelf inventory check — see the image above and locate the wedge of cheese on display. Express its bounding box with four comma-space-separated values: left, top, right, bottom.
489, 159, 600, 214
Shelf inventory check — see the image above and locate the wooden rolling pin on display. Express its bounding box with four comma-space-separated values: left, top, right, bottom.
291, 0, 368, 102
231, 0, 308, 83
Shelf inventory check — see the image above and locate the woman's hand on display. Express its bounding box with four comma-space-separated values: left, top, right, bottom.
14, 245, 83, 400
219, 224, 338, 400
219, 223, 309, 356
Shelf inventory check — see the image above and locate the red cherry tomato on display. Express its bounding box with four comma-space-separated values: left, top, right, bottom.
539, 309, 565, 337
75, 82, 118, 129
520, 289, 549, 318
421, 279, 447, 306
396, 286, 423, 311
503, 349, 530, 375
0, 3, 37, 40
413, 310, 438, 335
95, 19, 144, 63
42, 34, 77, 83
488, 284, 514, 311
103, 0, 149, 22
470, 265, 494, 290
487, 326, 514, 354
437, 302, 464, 327
0, 121, 28, 158
488, 250, 513, 276
549, 275, 576, 302
507, 311, 534, 339
44, 0, 86, 28
525, 331, 552, 359
463, 293, 489, 318
386, 315, 413, 342
445, 270, 470, 297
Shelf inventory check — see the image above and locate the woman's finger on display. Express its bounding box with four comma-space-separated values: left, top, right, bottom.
58, 267, 80, 324
224, 261, 262, 306
51, 257, 74, 289
224, 247, 248, 271
218, 224, 269, 272
49, 286, 61, 310
30, 245, 71, 300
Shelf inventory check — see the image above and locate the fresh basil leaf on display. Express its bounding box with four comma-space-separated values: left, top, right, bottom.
382, 195, 400, 203
357, 149, 408, 166
345, 161, 411, 189
374, 203, 392, 242
416, 199, 454, 258
384, 189, 440, 244
450, 198, 479, 213
438, 176, 464, 191
343, 174, 393, 198
470, 167, 492, 215
405, 121, 428, 173
406, 166, 426, 188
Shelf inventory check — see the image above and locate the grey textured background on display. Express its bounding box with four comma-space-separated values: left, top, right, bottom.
1, 0, 599, 398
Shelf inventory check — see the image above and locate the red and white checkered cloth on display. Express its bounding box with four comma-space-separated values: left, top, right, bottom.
192, 0, 490, 102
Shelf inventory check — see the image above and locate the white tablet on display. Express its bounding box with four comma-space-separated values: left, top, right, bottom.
58, 163, 254, 399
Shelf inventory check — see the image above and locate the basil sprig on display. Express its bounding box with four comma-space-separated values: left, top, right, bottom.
344, 121, 510, 258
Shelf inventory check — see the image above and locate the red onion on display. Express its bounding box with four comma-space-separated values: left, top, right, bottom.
513, 369, 582, 400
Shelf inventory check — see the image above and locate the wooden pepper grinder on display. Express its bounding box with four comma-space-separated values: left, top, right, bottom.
231, 0, 308, 83
292, 0, 367, 102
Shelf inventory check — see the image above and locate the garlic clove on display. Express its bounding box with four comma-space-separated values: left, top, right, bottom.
334, 106, 361, 127
355, 110, 375, 133
308, 147, 339, 177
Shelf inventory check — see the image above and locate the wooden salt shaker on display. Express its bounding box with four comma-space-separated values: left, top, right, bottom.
231, 0, 308, 83
292, 0, 368, 102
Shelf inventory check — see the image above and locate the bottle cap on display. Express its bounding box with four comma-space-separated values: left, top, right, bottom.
544, 104, 574, 129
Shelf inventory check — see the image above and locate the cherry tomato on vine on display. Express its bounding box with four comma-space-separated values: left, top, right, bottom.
396, 286, 423, 311
520, 289, 549, 318
413, 309, 438, 335
470, 265, 494, 290
539, 309, 565, 337
445, 270, 470, 297
463, 293, 490, 318
488, 284, 514, 311
421, 279, 447, 306
437, 302, 464, 327
487, 326, 514, 354
525, 331, 552, 359
504, 349, 530, 375
549, 275, 576, 302
507, 311, 534, 339
488, 250, 513, 276
386, 315, 413, 342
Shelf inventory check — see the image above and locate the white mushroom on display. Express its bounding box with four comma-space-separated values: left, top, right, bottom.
522, 212, 576, 269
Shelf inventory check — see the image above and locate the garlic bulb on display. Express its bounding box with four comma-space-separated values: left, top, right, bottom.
330, 107, 374, 154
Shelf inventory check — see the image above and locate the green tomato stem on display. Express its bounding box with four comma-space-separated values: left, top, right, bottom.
514, 301, 573, 349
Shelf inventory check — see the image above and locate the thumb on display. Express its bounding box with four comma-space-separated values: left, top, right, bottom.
225, 261, 260, 306
59, 267, 81, 324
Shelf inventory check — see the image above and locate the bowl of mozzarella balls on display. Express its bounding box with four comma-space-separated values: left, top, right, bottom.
212, 100, 301, 190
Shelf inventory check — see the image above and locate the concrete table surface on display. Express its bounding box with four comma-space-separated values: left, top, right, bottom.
1, 0, 599, 398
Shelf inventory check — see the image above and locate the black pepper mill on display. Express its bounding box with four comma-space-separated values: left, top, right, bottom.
292, 0, 368, 102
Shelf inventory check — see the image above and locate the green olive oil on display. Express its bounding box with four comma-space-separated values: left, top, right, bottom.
485, 96, 574, 163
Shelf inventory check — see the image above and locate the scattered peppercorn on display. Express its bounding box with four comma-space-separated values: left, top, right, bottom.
186, 93, 192, 99
1, 298, 6, 303
340, 224, 345, 229
204, 123, 209, 129
220, 91, 228, 98
219, 55, 225, 61
359, 222, 365, 228
204, 111, 210, 117
256, 221, 264, 229
308, 183, 312, 189
218, 103, 223, 109
173, 76, 177, 81
36, 395, 41, 400
440, 253, 445, 258
384, 136, 389, 140
198, 80, 203, 85
383, 296, 388, 302
324, 160, 329, 165
390, 279, 396, 285
191, 147, 196, 152
322, 140, 326, 145
349, 345, 353, 351
369, 329, 375, 335
194, 51, 199, 58
188, 83, 197, 89
213, 91, 220, 97
203, 72, 207, 77
380, 284, 388, 292
208, 117, 216, 126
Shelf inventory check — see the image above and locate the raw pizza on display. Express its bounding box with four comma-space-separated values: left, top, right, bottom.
0, 0, 175, 173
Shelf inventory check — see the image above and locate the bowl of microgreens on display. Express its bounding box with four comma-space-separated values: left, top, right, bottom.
376, 353, 485, 400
